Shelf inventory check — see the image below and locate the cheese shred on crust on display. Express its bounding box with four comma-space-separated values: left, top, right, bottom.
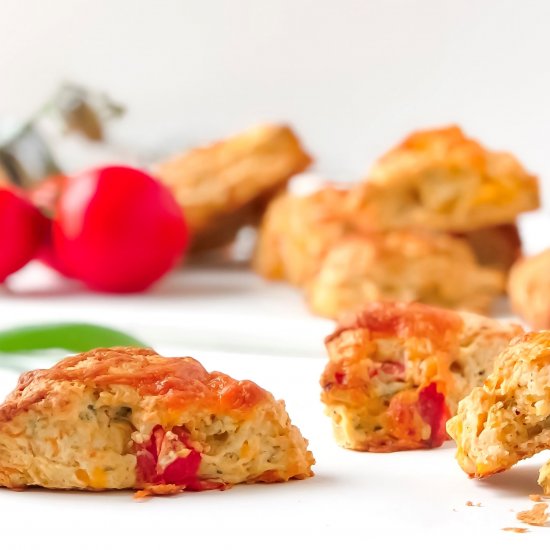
0, 347, 314, 492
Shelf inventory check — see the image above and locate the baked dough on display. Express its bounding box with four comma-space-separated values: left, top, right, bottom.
253, 187, 351, 286
508, 249, 550, 329
321, 301, 521, 452
306, 230, 505, 318
447, 331, 550, 481
458, 223, 521, 275
349, 126, 539, 232
0, 347, 314, 492
154, 124, 312, 251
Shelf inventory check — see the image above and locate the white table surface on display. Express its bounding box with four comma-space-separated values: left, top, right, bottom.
0, 213, 549, 547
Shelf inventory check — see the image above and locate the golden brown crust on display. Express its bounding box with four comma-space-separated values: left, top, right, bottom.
447, 331, 550, 478
321, 302, 521, 452
508, 249, 550, 329
0, 347, 268, 424
154, 124, 312, 251
306, 230, 505, 318
349, 126, 539, 232
253, 186, 351, 286
327, 300, 463, 346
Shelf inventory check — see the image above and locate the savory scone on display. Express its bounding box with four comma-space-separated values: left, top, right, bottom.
349, 126, 539, 232
459, 223, 521, 275
306, 230, 505, 318
447, 331, 550, 479
253, 187, 351, 286
0, 347, 314, 492
321, 301, 522, 452
154, 124, 312, 251
508, 249, 550, 329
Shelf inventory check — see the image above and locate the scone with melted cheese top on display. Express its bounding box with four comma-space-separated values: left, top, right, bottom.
321, 302, 522, 452
349, 126, 539, 232
0, 347, 314, 492
508, 249, 550, 329
154, 124, 311, 251
447, 331, 550, 482
306, 230, 505, 319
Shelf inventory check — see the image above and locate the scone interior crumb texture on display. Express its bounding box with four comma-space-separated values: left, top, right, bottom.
320, 301, 522, 452
0, 347, 314, 491
447, 331, 550, 485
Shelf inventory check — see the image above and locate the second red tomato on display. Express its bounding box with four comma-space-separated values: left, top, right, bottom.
53, 166, 188, 292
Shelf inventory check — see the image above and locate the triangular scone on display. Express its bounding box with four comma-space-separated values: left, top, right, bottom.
348, 126, 539, 232
321, 302, 522, 452
0, 347, 314, 492
447, 331, 550, 480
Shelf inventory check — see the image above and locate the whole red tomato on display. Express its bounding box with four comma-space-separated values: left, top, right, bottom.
0, 186, 48, 283
52, 166, 188, 292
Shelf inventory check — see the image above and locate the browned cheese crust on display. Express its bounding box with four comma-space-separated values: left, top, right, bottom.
348, 126, 539, 232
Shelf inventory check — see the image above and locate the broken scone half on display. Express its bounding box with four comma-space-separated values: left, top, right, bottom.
321, 302, 522, 452
447, 331, 550, 485
0, 347, 314, 492
349, 126, 539, 232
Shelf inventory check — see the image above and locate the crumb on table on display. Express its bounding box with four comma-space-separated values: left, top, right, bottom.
502, 527, 528, 533
517, 503, 549, 526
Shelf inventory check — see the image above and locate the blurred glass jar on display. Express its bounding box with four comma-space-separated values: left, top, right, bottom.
0, 83, 127, 187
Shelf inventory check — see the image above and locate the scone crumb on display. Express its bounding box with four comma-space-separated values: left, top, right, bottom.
133, 490, 151, 502
516, 503, 548, 526
134, 484, 185, 501
529, 494, 543, 502
466, 501, 481, 507
502, 527, 528, 533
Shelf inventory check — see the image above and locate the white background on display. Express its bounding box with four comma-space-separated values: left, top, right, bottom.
1, 0, 549, 202
1, 2, 550, 546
